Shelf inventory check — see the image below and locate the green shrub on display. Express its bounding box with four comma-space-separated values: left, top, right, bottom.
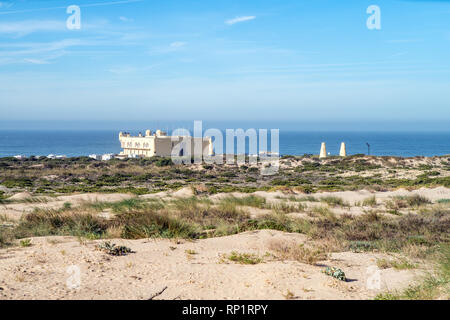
362, 195, 377, 207
320, 196, 347, 207
19, 239, 32, 247
1, 178, 33, 188
323, 266, 346, 281
97, 241, 133, 256
221, 195, 266, 209
226, 251, 262, 264
115, 211, 199, 239
155, 158, 174, 167
14, 211, 109, 239
348, 241, 378, 252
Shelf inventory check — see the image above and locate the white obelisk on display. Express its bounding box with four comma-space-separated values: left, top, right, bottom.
208, 137, 214, 156
319, 142, 327, 158
339, 142, 347, 157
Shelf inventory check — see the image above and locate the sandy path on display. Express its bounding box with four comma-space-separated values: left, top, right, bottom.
0, 230, 422, 300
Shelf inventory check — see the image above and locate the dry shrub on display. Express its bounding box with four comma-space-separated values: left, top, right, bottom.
268, 239, 328, 265
192, 184, 208, 194
401, 244, 431, 259
112, 210, 199, 239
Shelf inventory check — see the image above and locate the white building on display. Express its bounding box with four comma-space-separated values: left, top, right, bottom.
101, 154, 114, 161
119, 129, 213, 158
89, 154, 101, 160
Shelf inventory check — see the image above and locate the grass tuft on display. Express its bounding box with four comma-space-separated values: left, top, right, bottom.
226, 251, 263, 265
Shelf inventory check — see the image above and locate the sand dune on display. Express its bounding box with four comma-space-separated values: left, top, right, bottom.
0, 230, 422, 300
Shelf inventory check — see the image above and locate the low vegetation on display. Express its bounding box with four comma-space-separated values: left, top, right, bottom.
269, 240, 327, 265
0, 155, 449, 196
377, 257, 416, 270
97, 241, 133, 256
323, 266, 347, 281
362, 195, 377, 207
1, 197, 448, 257
320, 196, 348, 207
376, 244, 449, 300
0, 154, 449, 299
225, 251, 263, 265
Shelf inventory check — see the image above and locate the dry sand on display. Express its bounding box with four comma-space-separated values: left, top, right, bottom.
0, 230, 423, 300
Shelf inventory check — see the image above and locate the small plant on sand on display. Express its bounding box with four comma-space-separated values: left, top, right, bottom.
310, 206, 336, 221
19, 238, 32, 247
221, 195, 267, 209
323, 266, 346, 281
270, 202, 305, 214
97, 241, 132, 256
320, 196, 348, 207
405, 195, 431, 207
62, 202, 72, 210
227, 251, 262, 265
393, 195, 431, 207
377, 257, 416, 270
269, 240, 327, 265
348, 241, 378, 253
283, 290, 296, 300
390, 258, 417, 270
377, 258, 391, 269
362, 195, 377, 207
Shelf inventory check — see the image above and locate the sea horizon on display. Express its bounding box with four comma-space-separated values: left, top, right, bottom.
1, 129, 449, 158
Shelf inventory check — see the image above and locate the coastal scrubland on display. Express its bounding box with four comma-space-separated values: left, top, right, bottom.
0, 155, 449, 299
0, 154, 449, 196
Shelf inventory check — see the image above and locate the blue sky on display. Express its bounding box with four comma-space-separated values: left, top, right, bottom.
0, 0, 449, 129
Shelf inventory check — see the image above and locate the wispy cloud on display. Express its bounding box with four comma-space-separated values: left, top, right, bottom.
0, 20, 65, 36
107, 64, 159, 74
0, 0, 144, 15
23, 58, 50, 65
0, 18, 111, 37
149, 42, 188, 55
387, 39, 422, 43
119, 16, 133, 22
0, 38, 97, 65
170, 41, 186, 48
107, 65, 137, 74
0, 1, 13, 9
225, 16, 256, 25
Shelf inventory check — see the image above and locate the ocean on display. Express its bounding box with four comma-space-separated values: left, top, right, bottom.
0, 130, 449, 158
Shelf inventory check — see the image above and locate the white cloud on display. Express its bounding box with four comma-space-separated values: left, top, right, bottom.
149, 42, 187, 55
23, 58, 50, 65
170, 41, 186, 48
119, 16, 133, 22
225, 16, 256, 25
107, 66, 136, 74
